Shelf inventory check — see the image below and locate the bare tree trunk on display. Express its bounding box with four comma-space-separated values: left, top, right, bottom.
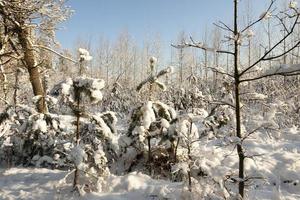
73, 94, 81, 188
42, 73, 48, 113
106, 61, 109, 86
233, 0, 245, 198
14, 68, 21, 108
227, 44, 230, 73
147, 135, 152, 175
187, 120, 193, 192
79, 59, 84, 76
179, 47, 184, 84
174, 138, 180, 163
204, 50, 208, 83
283, 18, 287, 84
248, 39, 251, 90
187, 143, 192, 192
214, 52, 219, 92
267, 18, 272, 68
18, 26, 46, 113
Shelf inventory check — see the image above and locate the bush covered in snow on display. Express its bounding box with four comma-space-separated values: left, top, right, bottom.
0, 75, 123, 191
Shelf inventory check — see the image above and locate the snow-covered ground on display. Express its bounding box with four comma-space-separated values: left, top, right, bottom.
1, 127, 300, 200
0, 168, 183, 200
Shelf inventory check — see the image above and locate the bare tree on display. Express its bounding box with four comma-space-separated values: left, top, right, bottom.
177, 31, 186, 84
96, 36, 113, 84
173, 0, 300, 198
112, 30, 136, 85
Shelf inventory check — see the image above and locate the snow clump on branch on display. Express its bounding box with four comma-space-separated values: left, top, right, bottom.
289, 1, 298, 9
149, 56, 157, 64
260, 11, 272, 20
167, 66, 174, 73
61, 77, 105, 103
78, 48, 93, 61
70, 145, 87, 170
246, 29, 255, 38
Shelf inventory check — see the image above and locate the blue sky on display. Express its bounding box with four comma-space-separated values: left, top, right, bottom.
56, 0, 268, 51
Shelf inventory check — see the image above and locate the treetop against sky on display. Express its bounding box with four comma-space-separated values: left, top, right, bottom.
57, 0, 269, 51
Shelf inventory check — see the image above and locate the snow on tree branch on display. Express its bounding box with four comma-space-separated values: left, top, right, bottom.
136, 66, 173, 92
78, 48, 93, 61
240, 63, 300, 82
172, 36, 234, 55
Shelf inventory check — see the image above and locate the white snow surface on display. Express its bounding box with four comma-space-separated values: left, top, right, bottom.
1, 106, 300, 199
1, 129, 300, 199
0, 168, 183, 200
1, 128, 300, 200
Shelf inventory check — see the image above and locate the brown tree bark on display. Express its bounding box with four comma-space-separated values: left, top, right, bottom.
18, 26, 46, 113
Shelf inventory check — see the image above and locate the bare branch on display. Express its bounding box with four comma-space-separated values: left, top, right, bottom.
0, 58, 13, 65
241, 0, 275, 33
244, 153, 265, 159
240, 67, 300, 83
274, 15, 289, 33
240, 13, 300, 77
241, 126, 263, 142
172, 36, 234, 55
8, 38, 28, 68
262, 40, 300, 60
0, 96, 10, 105
213, 21, 234, 33
33, 45, 78, 63
205, 66, 234, 78
210, 100, 235, 109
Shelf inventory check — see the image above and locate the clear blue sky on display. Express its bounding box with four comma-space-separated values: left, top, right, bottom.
56, 0, 268, 52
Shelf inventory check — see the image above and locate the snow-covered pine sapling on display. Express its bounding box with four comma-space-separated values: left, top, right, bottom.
78, 48, 92, 76
149, 56, 157, 97
131, 57, 174, 174
61, 76, 105, 190
187, 119, 196, 192
136, 57, 173, 97
0, 101, 71, 169
127, 100, 176, 175
0, 105, 14, 167
169, 116, 199, 192
60, 48, 104, 191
